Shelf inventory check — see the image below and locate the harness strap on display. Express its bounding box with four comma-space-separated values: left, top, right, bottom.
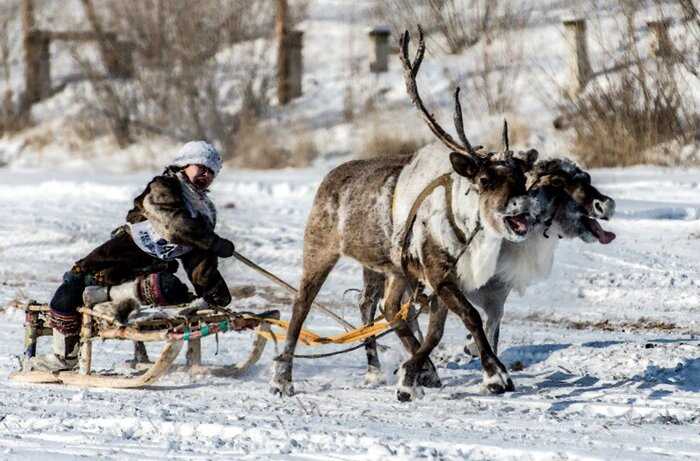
399, 174, 467, 249
399, 174, 481, 286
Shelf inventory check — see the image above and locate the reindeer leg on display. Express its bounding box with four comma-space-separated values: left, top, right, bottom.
381, 275, 427, 401
270, 253, 339, 397
437, 281, 514, 394
360, 269, 386, 385
465, 280, 510, 357
465, 308, 503, 357
406, 302, 424, 343
411, 297, 447, 389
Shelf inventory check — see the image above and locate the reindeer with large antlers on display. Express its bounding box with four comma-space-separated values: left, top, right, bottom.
270, 27, 540, 400
356, 29, 617, 388
354, 29, 617, 388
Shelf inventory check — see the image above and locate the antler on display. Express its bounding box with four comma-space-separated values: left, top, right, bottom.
502, 119, 510, 152
399, 27, 481, 158
454, 87, 477, 153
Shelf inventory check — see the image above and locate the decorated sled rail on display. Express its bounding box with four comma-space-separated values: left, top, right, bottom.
11, 302, 279, 389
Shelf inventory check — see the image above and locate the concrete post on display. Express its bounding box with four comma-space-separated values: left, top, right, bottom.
369, 26, 391, 73
563, 18, 592, 98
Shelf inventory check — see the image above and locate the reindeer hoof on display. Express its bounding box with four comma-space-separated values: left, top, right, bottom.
482, 370, 514, 395
485, 382, 507, 394
416, 367, 442, 388
270, 357, 295, 396
395, 384, 425, 401
395, 364, 425, 402
270, 378, 295, 397
364, 366, 386, 386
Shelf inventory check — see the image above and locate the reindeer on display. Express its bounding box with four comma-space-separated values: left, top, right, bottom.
462, 158, 616, 357
358, 156, 617, 387
271, 28, 539, 400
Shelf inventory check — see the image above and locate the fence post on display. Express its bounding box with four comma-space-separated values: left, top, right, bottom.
276, 0, 303, 105
22, 0, 51, 108
278, 30, 303, 104
563, 18, 592, 98
647, 18, 676, 60
287, 31, 303, 100
369, 26, 391, 73
24, 30, 51, 106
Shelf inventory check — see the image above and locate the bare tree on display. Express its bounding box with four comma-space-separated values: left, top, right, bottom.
71, 0, 307, 158
374, 0, 511, 54
0, 1, 27, 135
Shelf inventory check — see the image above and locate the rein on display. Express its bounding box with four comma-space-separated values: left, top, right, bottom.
216, 175, 484, 360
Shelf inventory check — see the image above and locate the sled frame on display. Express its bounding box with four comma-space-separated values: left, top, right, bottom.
10, 303, 276, 388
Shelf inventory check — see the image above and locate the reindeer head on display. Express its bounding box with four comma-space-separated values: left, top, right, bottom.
528, 159, 616, 244
400, 28, 536, 242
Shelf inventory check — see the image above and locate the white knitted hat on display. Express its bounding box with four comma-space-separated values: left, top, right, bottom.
171, 141, 222, 176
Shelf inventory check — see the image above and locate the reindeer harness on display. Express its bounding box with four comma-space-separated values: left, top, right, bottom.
398, 173, 483, 280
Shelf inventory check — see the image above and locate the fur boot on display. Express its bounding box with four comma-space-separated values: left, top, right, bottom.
29, 330, 80, 372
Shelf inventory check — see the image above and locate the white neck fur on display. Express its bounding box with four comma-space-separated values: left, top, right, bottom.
392, 144, 504, 292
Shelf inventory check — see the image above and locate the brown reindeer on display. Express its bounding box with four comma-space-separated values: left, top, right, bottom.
271, 28, 539, 400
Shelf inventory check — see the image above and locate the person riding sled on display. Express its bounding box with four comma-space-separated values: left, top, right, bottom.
30, 141, 236, 372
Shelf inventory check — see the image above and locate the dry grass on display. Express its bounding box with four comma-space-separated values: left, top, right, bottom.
70, 114, 112, 142
560, 1, 699, 168
522, 312, 685, 333
288, 136, 320, 167
566, 74, 690, 167
0, 90, 31, 136
228, 117, 319, 169
357, 131, 428, 160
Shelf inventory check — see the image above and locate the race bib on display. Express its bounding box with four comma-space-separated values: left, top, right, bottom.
128, 221, 192, 260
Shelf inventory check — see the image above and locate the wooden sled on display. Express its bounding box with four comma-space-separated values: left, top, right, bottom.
10, 302, 278, 389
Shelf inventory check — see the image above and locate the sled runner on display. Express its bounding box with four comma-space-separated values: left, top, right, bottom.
10, 301, 278, 388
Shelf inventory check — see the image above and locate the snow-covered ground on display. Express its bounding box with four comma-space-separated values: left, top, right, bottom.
1, 0, 699, 459
1, 164, 699, 460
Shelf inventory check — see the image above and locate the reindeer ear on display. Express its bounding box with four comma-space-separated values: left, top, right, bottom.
449, 152, 480, 179
513, 149, 538, 171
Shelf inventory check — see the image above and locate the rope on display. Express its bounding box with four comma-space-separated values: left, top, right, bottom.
255, 301, 413, 346
291, 303, 426, 359
232, 251, 356, 332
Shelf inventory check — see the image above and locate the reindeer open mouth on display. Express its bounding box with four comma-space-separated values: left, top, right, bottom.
581, 215, 615, 244
505, 214, 529, 236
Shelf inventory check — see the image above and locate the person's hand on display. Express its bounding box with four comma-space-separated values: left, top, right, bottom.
212, 237, 235, 258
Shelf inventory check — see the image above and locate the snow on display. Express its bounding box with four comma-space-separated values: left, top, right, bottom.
1, 164, 700, 460
1, 0, 700, 459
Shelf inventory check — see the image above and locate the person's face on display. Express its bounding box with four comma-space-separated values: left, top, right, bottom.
183, 164, 214, 190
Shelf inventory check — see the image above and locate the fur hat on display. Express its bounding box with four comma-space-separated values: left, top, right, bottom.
171, 141, 222, 176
